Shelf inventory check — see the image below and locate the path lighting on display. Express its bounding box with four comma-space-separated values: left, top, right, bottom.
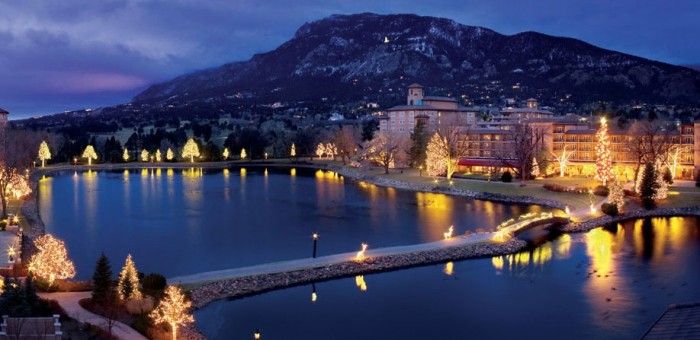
311, 283, 317, 302
254, 329, 261, 340
7, 245, 16, 261
312, 233, 319, 258
419, 165, 423, 177
355, 243, 368, 262
564, 206, 570, 216
443, 225, 454, 240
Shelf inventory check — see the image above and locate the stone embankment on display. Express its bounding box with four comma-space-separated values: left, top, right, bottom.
561, 206, 700, 233
190, 238, 526, 308
332, 166, 567, 210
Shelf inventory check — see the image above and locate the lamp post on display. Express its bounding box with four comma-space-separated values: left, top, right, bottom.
254, 329, 261, 340
312, 233, 318, 258
419, 165, 423, 177
311, 283, 317, 302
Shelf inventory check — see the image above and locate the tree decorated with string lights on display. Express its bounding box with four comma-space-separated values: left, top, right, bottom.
182, 139, 200, 163
531, 157, 540, 178
425, 132, 448, 177
122, 148, 129, 162
117, 254, 142, 301
38, 140, 51, 167
291, 143, 296, 157
140, 149, 149, 162
82, 145, 98, 165
240, 148, 247, 160
222, 148, 229, 160
595, 117, 612, 186
608, 179, 625, 210
166, 148, 174, 161
156, 149, 162, 162
28, 234, 76, 286
150, 285, 194, 340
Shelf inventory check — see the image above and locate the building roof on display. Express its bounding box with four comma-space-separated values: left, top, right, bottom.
526, 98, 537, 101
0, 108, 8, 114
423, 96, 457, 102
501, 107, 554, 115
407, 83, 423, 88
387, 104, 439, 111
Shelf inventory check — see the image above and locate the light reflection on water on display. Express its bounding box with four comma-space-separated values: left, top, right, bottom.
195, 217, 700, 340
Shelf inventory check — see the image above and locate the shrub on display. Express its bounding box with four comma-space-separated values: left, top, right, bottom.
593, 185, 609, 197
142, 273, 167, 292
601, 203, 619, 216
501, 171, 513, 183
696, 170, 700, 187
662, 168, 673, 185
0, 221, 6, 231
125, 296, 155, 315
543, 183, 568, 192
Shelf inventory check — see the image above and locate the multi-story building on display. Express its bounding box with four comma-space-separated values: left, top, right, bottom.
0, 108, 7, 127
378, 84, 478, 136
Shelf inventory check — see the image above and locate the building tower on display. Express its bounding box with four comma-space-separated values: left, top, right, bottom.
526, 98, 538, 108
407, 84, 424, 106
0, 108, 8, 128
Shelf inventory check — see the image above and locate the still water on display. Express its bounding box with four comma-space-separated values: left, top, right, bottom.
196, 217, 700, 339
38, 167, 543, 278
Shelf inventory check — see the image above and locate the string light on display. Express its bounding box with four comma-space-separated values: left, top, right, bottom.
27, 234, 76, 286
118, 254, 142, 301
150, 285, 194, 340
82, 145, 98, 165
182, 139, 200, 163
38, 141, 51, 167
595, 117, 612, 186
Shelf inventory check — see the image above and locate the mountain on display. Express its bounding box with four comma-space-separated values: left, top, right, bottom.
133, 13, 700, 106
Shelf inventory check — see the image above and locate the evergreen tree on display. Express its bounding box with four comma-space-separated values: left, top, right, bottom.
409, 120, 428, 167
639, 163, 659, 209
92, 252, 115, 305
25, 273, 39, 313
0, 277, 29, 317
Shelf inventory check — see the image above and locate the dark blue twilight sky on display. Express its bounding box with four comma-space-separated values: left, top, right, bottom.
1, 0, 698, 119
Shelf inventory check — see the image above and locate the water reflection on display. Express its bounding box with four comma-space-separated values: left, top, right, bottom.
355, 275, 367, 291
443, 261, 454, 276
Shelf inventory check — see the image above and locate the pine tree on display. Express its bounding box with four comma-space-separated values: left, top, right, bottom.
92, 252, 115, 305
409, 120, 428, 167
0, 277, 29, 317
425, 132, 448, 177
639, 163, 659, 209
608, 180, 625, 210
531, 157, 540, 178
118, 254, 142, 301
25, 273, 39, 313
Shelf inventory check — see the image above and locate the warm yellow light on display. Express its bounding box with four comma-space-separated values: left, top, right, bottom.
290, 168, 297, 176
443, 261, 454, 275
122, 148, 129, 162
311, 292, 317, 302
38, 140, 51, 167
118, 254, 142, 301
27, 234, 76, 286
82, 145, 98, 165
156, 149, 162, 162
150, 285, 194, 340
182, 139, 200, 163
223, 148, 229, 160
141, 149, 149, 162
241, 148, 247, 160
254, 330, 261, 340
312, 233, 318, 240
355, 243, 368, 261
491, 256, 504, 271
7, 245, 16, 260
443, 225, 454, 240
600, 117, 606, 125
166, 148, 174, 161
291, 143, 296, 157
564, 206, 570, 215
355, 275, 367, 291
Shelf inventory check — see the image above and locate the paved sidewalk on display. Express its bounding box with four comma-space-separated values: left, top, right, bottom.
38, 291, 147, 340
169, 233, 494, 285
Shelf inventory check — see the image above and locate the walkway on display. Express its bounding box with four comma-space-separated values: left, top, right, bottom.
643, 302, 700, 339
38, 292, 147, 340
169, 233, 494, 285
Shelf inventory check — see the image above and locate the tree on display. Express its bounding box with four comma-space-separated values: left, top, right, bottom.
0, 129, 38, 217
122, 148, 130, 162
156, 149, 162, 162
638, 163, 659, 209
182, 138, 200, 163
38, 140, 51, 167
362, 132, 408, 174
626, 120, 674, 188
551, 145, 573, 177
531, 157, 540, 178
425, 117, 473, 180
425, 133, 449, 177
140, 149, 149, 162
595, 117, 613, 186
150, 285, 194, 340
0, 277, 29, 317
166, 148, 174, 161
290, 143, 296, 157
495, 122, 547, 185
240, 148, 247, 160
82, 145, 98, 165
608, 179, 625, 210
118, 254, 142, 301
409, 119, 428, 167
92, 252, 115, 306
331, 126, 361, 164
27, 234, 76, 286
222, 148, 229, 160
315, 144, 326, 159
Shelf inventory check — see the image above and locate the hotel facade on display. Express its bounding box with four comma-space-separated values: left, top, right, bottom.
380, 85, 700, 179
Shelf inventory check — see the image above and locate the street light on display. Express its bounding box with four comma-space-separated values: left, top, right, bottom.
312, 233, 319, 258
254, 329, 261, 340
419, 165, 423, 177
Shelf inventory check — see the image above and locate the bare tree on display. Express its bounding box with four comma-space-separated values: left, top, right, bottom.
330, 126, 361, 165
426, 116, 471, 180
362, 132, 409, 174
550, 144, 573, 177
494, 122, 548, 185
626, 120, 674, 187
0, 129, 41, 217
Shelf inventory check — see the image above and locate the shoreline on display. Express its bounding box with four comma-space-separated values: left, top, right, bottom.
17, 161, 700, 335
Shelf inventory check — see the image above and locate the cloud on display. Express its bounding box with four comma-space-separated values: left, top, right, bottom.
1, 0, 698, 119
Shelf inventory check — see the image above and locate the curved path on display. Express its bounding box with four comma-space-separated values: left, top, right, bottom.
38, 292, 147, 340
169, 233, 494, 286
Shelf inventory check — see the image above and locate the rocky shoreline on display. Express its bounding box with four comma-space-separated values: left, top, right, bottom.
189, 238, 527, 308
560, 206, 700, 233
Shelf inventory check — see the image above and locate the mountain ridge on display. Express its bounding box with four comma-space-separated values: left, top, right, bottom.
133, 13, 700, 106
